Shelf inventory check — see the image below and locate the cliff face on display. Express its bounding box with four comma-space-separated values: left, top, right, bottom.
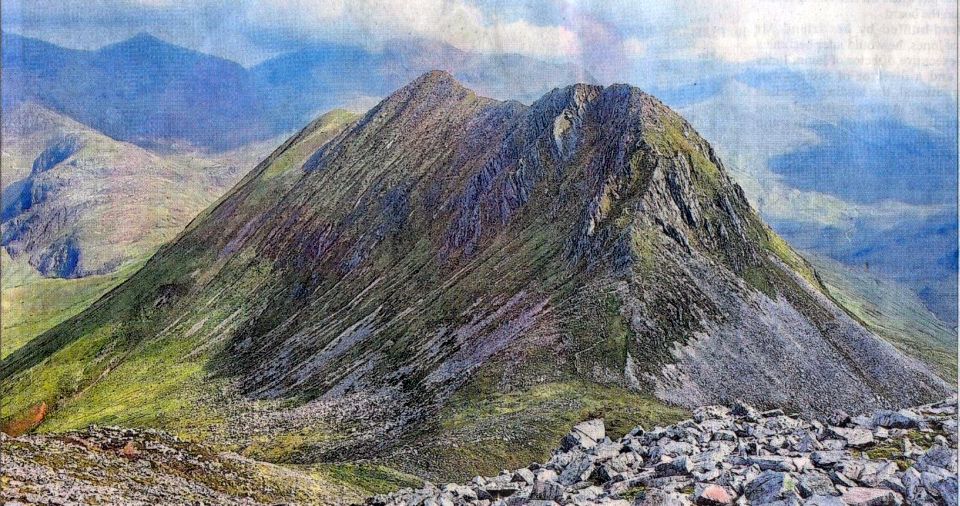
1, 71, 950, 478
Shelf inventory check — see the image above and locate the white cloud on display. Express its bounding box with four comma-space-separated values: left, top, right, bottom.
622, 37, 647, 58
242, 0, 580, 58
676, 0, 957, 91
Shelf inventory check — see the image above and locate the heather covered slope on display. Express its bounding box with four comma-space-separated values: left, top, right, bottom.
0, 72, 950, 481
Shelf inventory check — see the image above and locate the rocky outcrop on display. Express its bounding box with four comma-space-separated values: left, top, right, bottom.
370, 398, 959, 506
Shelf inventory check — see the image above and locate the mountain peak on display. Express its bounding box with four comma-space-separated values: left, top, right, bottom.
97, 32, 193, 57
408, 69, 466, 92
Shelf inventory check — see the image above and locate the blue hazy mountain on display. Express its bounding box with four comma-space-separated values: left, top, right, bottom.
3, 33, 588, 151
2, 33, 268, 151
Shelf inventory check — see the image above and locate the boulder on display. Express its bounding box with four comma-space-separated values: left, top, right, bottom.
745, 471, 799, 503
839, 487, 903, 506
560, 419, 605, 451
694, 484, 734, 505
870, 410, 921, 430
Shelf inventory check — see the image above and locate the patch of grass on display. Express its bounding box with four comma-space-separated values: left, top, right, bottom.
421, 379, 687, 481
1, 257, 142, 359
312, 463, 422, 496
620, 485, 647, 500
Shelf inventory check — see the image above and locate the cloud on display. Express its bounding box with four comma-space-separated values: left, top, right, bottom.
241, 0, 580, 58
677, 0, 957, 91
622, 37, 646, 58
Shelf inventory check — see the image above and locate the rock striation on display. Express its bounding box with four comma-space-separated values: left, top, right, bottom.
370, 398, 959, 506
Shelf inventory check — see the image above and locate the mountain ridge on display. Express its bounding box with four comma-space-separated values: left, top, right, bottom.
0, 72, 950, 481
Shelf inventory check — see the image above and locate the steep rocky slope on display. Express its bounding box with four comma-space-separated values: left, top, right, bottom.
0, 72, 950, 480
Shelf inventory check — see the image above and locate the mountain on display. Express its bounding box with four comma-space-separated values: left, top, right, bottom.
3, 33, 590, 152
250, 38, 592, 133
2, 33, 269, 151
806, 253, 957, 379
0, 72, 950, 482
665, 69, 959, 325
0, 103, 355, 358
0, 102, 255, 278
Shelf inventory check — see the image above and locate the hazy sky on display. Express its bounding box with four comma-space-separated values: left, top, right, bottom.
3, 0, 956, 92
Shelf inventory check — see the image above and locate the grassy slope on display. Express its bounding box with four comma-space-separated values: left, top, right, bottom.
0, 110, 361, 434
807, 253, 957, 380
1, 252, 141, 359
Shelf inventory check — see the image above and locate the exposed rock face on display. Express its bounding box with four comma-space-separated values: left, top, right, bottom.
370, 398, 959, 506
1, 72, 951, 472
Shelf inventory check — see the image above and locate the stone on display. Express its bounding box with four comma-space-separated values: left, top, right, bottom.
637, 489, 692, 506
694, 484, 734, 505
811, 451, 846, 468
656, 456, 693, 477
803, 495, 845, 506
797, 471, 838, 498
530, 480, 564, 502
839, 487, 903, 506
826, 427, 874, 447
870, 410, 921, 430
751, 456, 797, 472
731, 401, 759, 420
931, 477, 958, 506
512, 468, 535, 485
560, 419, 605, 451
745, 471, 799, 503
916, 445, 957, 473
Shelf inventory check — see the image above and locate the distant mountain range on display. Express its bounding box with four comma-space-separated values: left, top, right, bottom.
2, 32, 589, 152
2, 73, 950, 481
0, 101, 267, 278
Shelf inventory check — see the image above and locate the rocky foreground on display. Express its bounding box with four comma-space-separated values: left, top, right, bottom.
0, 426, 364, 505
371, 399, 959, 506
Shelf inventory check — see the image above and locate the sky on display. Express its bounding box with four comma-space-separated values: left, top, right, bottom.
2, 0, 957, 92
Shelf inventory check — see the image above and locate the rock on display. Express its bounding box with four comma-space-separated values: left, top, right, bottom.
512, 468, 535, 485
857, 461, 897, 487
560, 419, 605, 451
694, 484, 734, 505
745, 471, 799, 503
870, 411, 921, 430
530, 480, 565, 503
931, 477, 958, 506
751, 456, 797, 472
656, 456, 693, 477
360, 400, 955, 506
558, 454, 595, 485
637, 489, 692, 506
119, 441, 138, 458
839, 487, 903, 506
730, 401, 759, 420
797, 471, 838, 498
804, 495, 846, 505
811, 451, 846, 468
828, 411, 851, 427
916, 445, 957, 473
826, 427, 874, 448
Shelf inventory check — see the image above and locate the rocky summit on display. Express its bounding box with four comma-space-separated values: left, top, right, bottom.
370, 398, 959, 506
0, 71, 953, 482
